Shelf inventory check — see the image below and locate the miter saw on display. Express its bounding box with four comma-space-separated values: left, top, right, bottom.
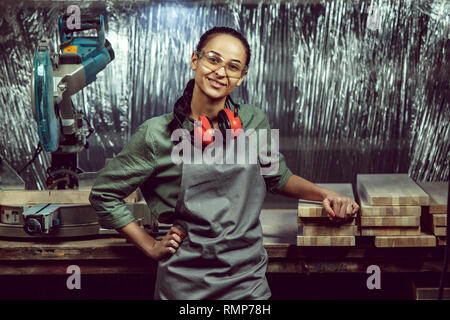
31, 14, 115, 190
0, 14, 161, 238
0, 14, 116, 238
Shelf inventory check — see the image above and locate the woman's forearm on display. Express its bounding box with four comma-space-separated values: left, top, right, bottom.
117, 221, 157, 259
279, 174, 337, 201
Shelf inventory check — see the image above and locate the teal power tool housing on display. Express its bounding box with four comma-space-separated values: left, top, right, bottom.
22, 204, 62, 235
31, 14, 114, 190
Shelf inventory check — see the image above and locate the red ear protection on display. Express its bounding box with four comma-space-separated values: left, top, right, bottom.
218, 108, 242, 138
193, 115, 214, 148
193, 108, 242, 148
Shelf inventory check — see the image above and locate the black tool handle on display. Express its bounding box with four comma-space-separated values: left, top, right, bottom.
61, 15, 102, 33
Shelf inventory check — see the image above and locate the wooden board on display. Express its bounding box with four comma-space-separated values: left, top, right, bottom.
299, 224, 357, 236
430, 226, 447, 237
298, 183, 354, 218
374, 233, 436, 248
357, 174, 429, 206
422, 215, 447, 236
361, 226, 421, 236
316, 183, 355, 199
416, 287, 450, 300
359, 197, 421, 217
0, 189, 141, 205
422, 213, 447, 227
298, 216, 356, 226
417, 181, 448, 214
297, 235, 355, 247
298, 206, 329, 218
360, 216, 420, 227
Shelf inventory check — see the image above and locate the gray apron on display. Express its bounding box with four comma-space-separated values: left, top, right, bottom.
154, 134, 271, 300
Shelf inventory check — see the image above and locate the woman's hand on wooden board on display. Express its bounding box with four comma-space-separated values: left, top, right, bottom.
322, 192, 360, 221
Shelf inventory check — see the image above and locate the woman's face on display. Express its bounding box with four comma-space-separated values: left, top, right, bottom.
191, 33, 248, 101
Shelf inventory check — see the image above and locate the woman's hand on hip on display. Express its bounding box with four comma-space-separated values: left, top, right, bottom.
150, 226, 187, 261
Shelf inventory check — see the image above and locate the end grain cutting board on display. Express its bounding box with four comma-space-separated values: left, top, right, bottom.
357, 174, 429, 206
359, 197, 421, 216
417, 181, 448, 214
297, 235, 355, 246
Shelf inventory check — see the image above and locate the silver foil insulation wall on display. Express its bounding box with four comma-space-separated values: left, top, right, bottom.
0, 0, 448, 190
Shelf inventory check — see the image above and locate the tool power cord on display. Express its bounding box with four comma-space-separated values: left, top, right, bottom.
17, 142, 43, 175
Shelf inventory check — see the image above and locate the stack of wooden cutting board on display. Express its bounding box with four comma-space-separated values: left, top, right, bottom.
297, 183, 358, 246
357, 174, 435, 247
418, 182, 448, 245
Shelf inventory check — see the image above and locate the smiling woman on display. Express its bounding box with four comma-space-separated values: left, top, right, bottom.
184, 27, 251, 125
89, 26, 359, 301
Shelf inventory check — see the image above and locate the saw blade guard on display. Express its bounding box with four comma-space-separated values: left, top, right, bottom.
34, 50, 60, 152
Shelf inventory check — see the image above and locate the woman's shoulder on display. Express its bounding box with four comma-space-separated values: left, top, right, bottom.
239, 103, 266, 117
129, 113, 173, 148
139, 113, 174, 133
238, 103, 268, 128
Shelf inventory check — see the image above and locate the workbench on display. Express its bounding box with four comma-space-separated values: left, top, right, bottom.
0, 209, 447, 276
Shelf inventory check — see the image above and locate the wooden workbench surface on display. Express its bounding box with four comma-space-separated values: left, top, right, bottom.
0, 209, 447, 275
0, 236, 446, 275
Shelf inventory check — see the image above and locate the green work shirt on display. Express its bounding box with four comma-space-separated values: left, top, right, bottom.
89, 104, 293, 229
